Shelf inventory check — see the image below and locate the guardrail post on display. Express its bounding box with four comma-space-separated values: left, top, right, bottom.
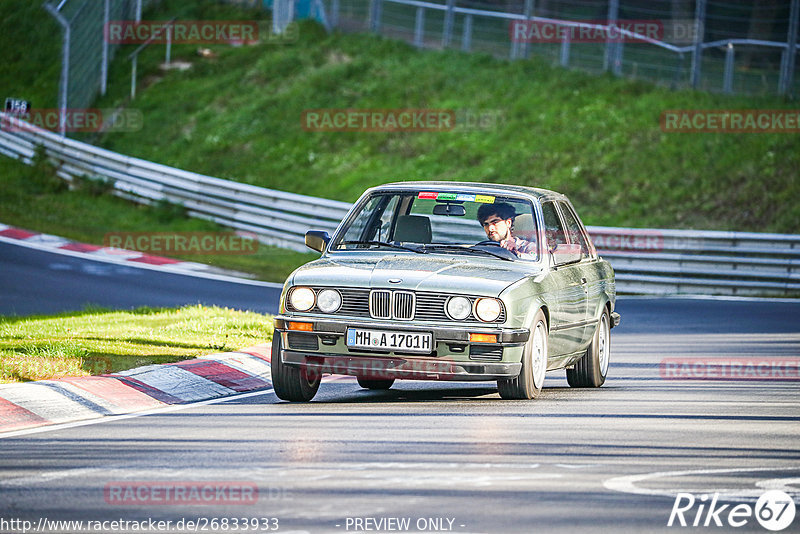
165, 25, 172, 66
131, 56, 138, 99
521, 0, 534, 59
369, 0, 382, 34
101, 0, 110, 96
723, 42, 734, 93
44, 3, 70, 138
613, 38, 624, 75
690, 0, 706, 88
461, 13, 472, 52
273, 0, 282, 35
560, 30, 570, 67
442, 0, 455, 48
778, 0, 799, 95
673, 52, 685, 89
603, 0, 619, 72
510, 28, 518, 60
331, 0, 340, 29
414, 7, 425, 48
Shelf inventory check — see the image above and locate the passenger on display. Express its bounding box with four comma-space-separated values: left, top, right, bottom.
476, 202, 536, 258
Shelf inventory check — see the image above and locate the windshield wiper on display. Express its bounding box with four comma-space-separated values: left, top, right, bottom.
340, 240, 427, 253
424, 244, 514, 261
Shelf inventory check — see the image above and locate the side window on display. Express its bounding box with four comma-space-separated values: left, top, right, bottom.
376, 195, 400, 242
337, 195, 398, 247
559, 202, 590, 257
541, 202, 567, 251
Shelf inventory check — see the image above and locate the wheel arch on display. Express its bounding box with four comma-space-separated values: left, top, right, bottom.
540, 304, 550, 331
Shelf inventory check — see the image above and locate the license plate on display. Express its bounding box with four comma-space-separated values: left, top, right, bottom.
346, 328, 433, 353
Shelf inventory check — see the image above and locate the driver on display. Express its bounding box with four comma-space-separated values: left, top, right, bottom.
477, 202, 537, 258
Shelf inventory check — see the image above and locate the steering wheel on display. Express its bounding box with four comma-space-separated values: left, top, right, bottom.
473, 240, 502, 247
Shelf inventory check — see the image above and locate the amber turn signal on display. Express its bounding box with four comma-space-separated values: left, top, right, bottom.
288, 321, 314, 331
469, 333, 498, 343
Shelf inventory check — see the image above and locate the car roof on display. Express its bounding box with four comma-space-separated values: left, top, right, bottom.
370, 181, 567, 202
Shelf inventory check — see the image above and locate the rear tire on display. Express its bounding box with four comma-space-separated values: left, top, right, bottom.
357, 378, 395, 390
566, 308, 610, 388
498, 309, 548, 400
270, 335, 321, 401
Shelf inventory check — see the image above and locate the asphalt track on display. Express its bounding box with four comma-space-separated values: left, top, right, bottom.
1, 239, 799, 533
0, 241, 282, 316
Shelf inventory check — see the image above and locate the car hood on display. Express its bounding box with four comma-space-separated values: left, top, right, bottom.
291, 252, 540, 296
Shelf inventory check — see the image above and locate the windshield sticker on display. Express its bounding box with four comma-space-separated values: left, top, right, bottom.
418, 192, 496, 203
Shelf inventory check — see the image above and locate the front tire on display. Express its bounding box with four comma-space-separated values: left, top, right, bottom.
357, 378, 395, 390
270, 334, 321, 401
498, 309, 548, 399
566, 308, 610, 388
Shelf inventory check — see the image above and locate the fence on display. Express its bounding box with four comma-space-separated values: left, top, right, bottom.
44, 0, 157, 136
324, 0, 800, 97
38, 0, 799, 141
1, 112, 798, 297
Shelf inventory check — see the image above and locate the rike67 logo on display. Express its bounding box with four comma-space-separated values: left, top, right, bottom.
668, 490, 796, 531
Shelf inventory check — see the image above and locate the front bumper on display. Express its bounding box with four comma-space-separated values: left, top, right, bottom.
274, 315, 529, 381
282, 350, 522, 380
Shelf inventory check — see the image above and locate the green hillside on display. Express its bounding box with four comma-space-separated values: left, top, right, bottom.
91, 1, 798, 232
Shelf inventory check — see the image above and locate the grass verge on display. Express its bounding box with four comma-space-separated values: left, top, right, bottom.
0, 305, 273, 383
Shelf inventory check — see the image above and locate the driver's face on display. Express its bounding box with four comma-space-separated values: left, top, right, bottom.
482, 215, 512, 242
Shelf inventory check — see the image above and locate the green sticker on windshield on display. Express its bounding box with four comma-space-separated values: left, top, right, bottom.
436, 193, 457, 200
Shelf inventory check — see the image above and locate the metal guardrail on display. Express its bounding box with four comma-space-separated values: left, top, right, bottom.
0, 113, 351, 252
1, 112, 798, 297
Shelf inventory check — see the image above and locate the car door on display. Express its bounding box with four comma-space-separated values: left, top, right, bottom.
558, 201, 600, 348
540, 201, 586, 361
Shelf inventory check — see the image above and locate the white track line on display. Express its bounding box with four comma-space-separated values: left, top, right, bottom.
0, 387, 276, 439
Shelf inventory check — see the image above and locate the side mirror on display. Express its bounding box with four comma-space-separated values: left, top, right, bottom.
305, 230, 330, 253
551, 243, 582, 266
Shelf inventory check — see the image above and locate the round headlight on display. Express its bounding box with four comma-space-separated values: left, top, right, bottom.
289, 287, 315, 311
475, 298, 502, 322
316, 289, 342, 313
446, 296, 471, 320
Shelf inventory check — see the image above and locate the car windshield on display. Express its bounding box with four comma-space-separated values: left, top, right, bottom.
331, 190, 539, 261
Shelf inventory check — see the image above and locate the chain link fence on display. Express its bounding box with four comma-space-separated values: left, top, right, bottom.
40, 0, 798, 139
44, 0, 156, 136
325, 0, 799, 97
